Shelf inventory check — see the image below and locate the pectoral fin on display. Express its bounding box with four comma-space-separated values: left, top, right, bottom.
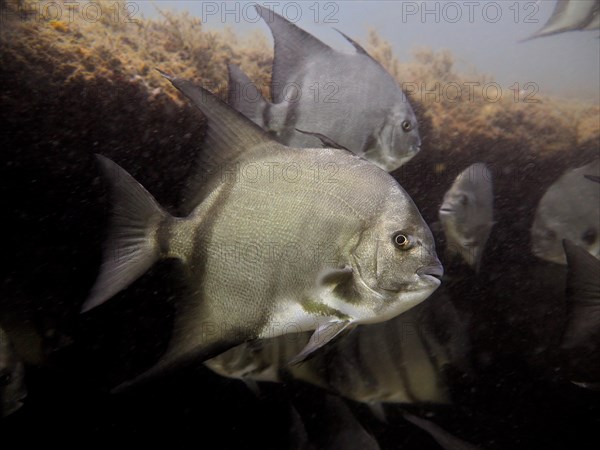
315, 265, 363, 307
243, 379, 262, 398
288, 321, 353, 365
368, 402, 388, 423
295, 129, 352, 153
318, 265, 353, 286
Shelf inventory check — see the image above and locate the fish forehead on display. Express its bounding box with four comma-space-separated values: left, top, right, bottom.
537, 164, 600, 222
451, 164, 492, 193
537, 205, 598, 230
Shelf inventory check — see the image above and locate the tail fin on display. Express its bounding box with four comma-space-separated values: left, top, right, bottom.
82, 155, 168, 313
227, 64, 269, 127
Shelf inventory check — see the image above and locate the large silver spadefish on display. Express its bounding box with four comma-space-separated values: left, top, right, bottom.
227, 6, 421, 172
82, 73, 442, 388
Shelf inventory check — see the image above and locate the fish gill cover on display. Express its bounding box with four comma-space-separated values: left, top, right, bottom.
1, 1, 599, 449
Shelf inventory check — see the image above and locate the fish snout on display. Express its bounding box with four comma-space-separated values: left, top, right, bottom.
416, 263, 444, 284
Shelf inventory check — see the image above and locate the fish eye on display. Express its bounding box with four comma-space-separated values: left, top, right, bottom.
582, 228, 597, 245
401, 120, 413, 132
392, 232, 412, 250
459, 194, 469, 206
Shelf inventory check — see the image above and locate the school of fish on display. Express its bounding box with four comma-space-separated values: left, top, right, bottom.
2, 3, 599, 450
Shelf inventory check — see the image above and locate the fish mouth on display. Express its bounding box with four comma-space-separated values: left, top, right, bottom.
380, 144, 421, 170
3, 398, 25, 417
402, 144, 421, 161
416, 264, 444, 285
439, 207, 454, 214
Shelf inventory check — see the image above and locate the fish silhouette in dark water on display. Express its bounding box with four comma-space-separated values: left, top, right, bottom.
531, 160, 600, 265
438, 163, 494, 272
561, 239, 600, 390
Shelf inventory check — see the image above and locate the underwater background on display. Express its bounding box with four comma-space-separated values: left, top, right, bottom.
1, 1, 599, 448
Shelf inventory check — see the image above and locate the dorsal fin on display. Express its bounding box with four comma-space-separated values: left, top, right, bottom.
333, 28, 397, 78
255, 5, 332, 103
333, 28, 369, 55
157, 70, 280, 213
